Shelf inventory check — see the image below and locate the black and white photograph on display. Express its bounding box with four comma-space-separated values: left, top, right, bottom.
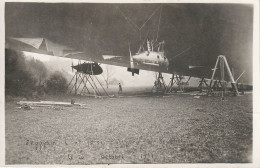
1, 0, 259, 166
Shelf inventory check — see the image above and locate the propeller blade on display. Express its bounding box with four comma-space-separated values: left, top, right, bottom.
188, 65, 205, 69
211, 68, 218, 71
129, 43, 134, 69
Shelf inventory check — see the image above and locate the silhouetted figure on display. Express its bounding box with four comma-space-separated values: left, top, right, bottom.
118, 83, 122, 94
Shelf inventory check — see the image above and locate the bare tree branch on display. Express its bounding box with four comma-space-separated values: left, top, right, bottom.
101, 65, 115, 88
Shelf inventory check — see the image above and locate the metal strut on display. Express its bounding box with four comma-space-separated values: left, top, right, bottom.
167, 74, 176, 93
152, 72, 167, 92
166, 74, 191, 93
198, 77, 209, 92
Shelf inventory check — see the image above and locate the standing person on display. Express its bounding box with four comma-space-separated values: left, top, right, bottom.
118, 83, 122, 94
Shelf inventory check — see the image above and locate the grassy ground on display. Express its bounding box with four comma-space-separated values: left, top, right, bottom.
5, 92, 252, 164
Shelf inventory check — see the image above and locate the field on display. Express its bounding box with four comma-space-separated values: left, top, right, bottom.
5, 90, 252, 164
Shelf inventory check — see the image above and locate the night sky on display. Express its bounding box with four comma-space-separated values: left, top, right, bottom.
5, 3, 253, 83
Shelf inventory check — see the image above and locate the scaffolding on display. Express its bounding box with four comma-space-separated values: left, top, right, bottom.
208, 55, 239, 98
151, 72, 167, 92
67, 64, 109, 97
167, 74, 191, 93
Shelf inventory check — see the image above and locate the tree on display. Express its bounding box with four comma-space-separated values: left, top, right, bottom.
25, 58, 48, 86
109, 78, 124, 86
5, 49, 36, 97
45, 71, 68, 94
101, 65, 115, 88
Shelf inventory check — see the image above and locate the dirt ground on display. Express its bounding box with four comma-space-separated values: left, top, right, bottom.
5, 92, 252, 164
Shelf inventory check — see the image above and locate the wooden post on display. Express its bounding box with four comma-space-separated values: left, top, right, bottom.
208, 55, 239, 97
74, 72, 78, 95
223, 56, 239, 95
167, 74, 174, 93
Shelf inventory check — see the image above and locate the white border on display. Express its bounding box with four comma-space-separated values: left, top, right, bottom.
0, 0, 259, 167
0, 0, 5, 167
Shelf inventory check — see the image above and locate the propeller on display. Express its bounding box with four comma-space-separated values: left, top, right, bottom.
188, 65, 219, 70
129, 43, 134, 69
188, 65, 205, 69
128, 42, 135, 76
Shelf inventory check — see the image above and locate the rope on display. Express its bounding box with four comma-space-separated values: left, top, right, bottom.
139, 5, 162, 30
116, 5, 162, 32
140, 29, 150, 51
116, 6, 140, 30
169, 24, 221, 61
155, 5, 163, 43
116, 5, 163, 51
171, 43, 198, 60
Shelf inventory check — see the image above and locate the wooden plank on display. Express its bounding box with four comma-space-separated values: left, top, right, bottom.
17, 101, 83, 107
